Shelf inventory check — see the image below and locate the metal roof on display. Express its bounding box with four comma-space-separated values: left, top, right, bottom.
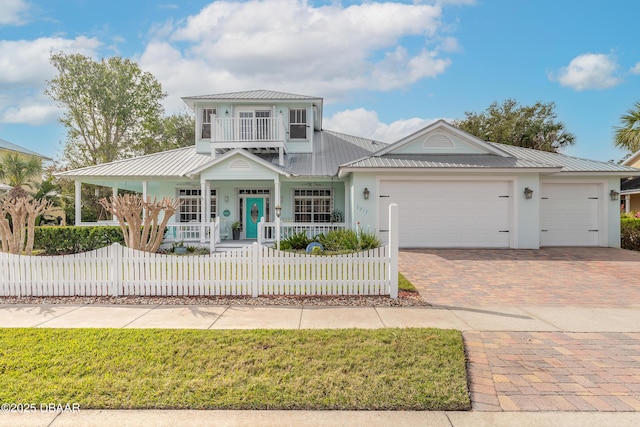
56, 129, 638, 179
341, 154, 558, 170
0, 138, 52, 160
182, 90, 321, 101
56, 130, 382, 179
56, 147, 212, 178
261, 130, 383, 176
490, 143, 640, 173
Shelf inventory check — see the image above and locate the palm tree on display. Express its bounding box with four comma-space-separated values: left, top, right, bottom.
614, 101, 640, 153
0, 153, 42, 199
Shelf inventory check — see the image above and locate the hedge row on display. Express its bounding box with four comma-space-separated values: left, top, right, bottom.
34, 226, 124, 255
621, 218, 640, 251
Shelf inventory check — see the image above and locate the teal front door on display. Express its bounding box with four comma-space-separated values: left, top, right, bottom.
245, 197, 264, 239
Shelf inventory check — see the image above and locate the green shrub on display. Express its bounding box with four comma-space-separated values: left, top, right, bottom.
621, 218, 640, 251
316, 229, 381, 252
34, 226, 124, 254
279, 231, 313, 250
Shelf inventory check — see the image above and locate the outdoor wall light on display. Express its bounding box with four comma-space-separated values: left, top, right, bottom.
224, 195, 229, 203
610, 189, 620, 201
225, 110, 229, 115
275, 205, 282, 218
524, 187, 534, 200
363, 188, 370, 200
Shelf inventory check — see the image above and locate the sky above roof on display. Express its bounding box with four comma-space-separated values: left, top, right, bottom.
1, 0, 639, 164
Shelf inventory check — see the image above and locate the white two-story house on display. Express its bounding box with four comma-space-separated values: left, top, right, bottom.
58, 90, 640, 248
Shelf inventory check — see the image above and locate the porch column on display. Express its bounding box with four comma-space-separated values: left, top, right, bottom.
200, 177, 207, 243
274, 176, 281, 210
111, 185, 118, 221
74, 180, 81, 225
344, 180, 350, 227
625, 194, 631, 213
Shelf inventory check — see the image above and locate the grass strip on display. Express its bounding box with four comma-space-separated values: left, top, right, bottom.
0, 328, 469, 410
399, 272, 418, 293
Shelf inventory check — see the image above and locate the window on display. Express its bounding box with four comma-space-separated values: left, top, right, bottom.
201, 108, 216, 139
293, 189, 332, 223
178, 189, 217, 222
289, 108, 307, 139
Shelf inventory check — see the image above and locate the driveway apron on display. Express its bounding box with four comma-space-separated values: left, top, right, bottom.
399, 247, 640, 412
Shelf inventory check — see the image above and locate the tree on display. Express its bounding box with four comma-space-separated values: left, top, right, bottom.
45, 53, 167, 168
98, 194, 180, 253
137, 110, 195, 154
454, 99, 575, 153
614, 101, 640, 153
0, 195, 51, 255
0, 153, 42, 199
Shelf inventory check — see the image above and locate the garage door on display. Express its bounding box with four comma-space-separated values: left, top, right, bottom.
540, 183, 600, 246
379, 180, 511, 248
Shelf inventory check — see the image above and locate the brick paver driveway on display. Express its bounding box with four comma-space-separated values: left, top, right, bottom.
399, 247, 640, 307
399, 247, 640, 412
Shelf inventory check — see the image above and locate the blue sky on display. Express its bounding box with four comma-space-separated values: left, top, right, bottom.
1, 0, 640, 164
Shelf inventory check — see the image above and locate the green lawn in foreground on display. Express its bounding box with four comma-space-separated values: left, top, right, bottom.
0, 328, 469, 411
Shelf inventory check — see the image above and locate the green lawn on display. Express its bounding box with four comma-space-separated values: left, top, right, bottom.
0, 328, 469, 410
399, 272, 418, 293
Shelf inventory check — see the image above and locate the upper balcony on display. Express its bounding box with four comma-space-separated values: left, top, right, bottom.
201, 115, 287, 154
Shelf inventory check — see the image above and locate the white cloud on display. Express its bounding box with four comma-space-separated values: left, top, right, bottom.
631, 63, 640, 75
140, 0, 459, 113
552, 53, 621, 91
324, 108, 440, 143
0, 0, 30, 25
0, 36, 101, 125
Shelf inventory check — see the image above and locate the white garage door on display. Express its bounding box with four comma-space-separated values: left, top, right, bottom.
379, 180, 511, 248
540, 183, 600, 246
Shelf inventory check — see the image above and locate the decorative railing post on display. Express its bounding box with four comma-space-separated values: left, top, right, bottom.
388, 203, 399, 299
252, 242, 260, 297
257, 216, 265, 245
111, 243, 122, 297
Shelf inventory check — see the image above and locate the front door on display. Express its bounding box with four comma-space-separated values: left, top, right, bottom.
245, 197, 264, 239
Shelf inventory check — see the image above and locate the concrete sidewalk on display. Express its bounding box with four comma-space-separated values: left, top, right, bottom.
3, 409, 640, 427
2, 303, 639, 426
2, 303, 640, 332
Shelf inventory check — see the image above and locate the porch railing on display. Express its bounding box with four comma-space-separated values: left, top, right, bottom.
257, 220, 346, 245
81, 219, 345, 249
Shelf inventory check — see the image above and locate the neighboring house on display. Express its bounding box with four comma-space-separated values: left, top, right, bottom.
0, 137, 51, 193
56, 90, 640, 249
621, 151, 640, 212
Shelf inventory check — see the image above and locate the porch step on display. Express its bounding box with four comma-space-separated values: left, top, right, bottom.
211, 240, 259, 252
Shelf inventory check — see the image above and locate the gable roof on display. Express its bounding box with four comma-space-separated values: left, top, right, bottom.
0, 138, 52, 160
373, 119, 511, 157
339, 120, 640, 176
186, 148, 291, 178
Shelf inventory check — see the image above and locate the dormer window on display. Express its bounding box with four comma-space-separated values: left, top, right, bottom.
289, 108, 307, 139
201, 108, 216, 139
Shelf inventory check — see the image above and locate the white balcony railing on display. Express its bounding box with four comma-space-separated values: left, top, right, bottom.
203, 116, 286, 143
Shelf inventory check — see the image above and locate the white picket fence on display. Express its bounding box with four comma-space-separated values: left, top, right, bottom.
0, 243, 396, 298
0, 204, 400, 298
